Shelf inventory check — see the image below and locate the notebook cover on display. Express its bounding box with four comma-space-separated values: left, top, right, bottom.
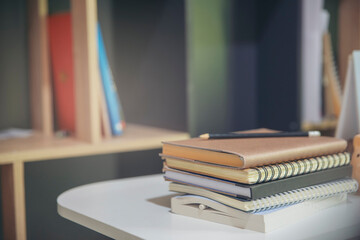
48, 13, 75, 133
164, 165, 352, 199
162, 129, 347, 168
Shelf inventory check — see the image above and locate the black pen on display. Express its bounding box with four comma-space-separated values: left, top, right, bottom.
199, 131, 321, 139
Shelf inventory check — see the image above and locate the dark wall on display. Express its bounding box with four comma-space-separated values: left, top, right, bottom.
228, 0, 258, 131
256, 0, 301, 131
228, 0, 301, 132
0, 0, 30, 130
111, 0, 187, 131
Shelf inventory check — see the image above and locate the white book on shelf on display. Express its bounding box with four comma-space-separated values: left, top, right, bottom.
301, 0, 325, 125
335, 51, 360, 140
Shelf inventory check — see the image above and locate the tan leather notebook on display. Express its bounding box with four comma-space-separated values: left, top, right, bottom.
162, 130, 347, 168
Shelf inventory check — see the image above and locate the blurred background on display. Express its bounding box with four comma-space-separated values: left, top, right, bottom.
0, 0, 355, 239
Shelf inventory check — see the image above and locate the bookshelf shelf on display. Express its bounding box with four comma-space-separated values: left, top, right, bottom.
0, 123, 188, 164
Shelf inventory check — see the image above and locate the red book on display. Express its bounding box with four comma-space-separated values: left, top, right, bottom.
48, 13, 75, 133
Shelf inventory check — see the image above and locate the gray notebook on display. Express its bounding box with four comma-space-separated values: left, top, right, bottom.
164, 165, 352, 199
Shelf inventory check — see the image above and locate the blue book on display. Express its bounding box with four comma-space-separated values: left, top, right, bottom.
98, 23, 125, 136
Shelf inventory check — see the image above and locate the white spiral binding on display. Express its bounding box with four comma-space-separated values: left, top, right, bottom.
251, 179, 358, 213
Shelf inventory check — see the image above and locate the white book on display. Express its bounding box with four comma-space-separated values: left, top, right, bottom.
171, 193, 347, 233
301, 0, 325, 124
335, 51, 360, 140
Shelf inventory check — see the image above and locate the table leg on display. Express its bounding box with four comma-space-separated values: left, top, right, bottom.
1, 162, 27, 240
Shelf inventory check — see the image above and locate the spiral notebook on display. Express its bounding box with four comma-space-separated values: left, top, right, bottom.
169, 178, 358, 212
162, 152, 350, 184
171, 193, 347, 233
164, 165, 352, 199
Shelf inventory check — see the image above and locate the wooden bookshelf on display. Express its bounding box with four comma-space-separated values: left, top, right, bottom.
1, 0, 189, 239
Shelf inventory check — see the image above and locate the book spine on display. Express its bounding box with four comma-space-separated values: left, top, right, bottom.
97, 23, 125, 136
48, 13, 76, 133
250, 178, 358, 213
250, 152, 350, 184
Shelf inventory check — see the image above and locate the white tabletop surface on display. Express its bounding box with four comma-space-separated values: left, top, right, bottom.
57, 174, 360, 240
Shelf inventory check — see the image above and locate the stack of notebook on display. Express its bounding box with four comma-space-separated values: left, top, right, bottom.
160, 130, 359, 232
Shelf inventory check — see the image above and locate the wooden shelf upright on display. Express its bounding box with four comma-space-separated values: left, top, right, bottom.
28, 0, 53, 137
71, 0, 102, 143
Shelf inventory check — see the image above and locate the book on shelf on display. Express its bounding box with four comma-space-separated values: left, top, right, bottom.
161, 152, 350, 184
164, 165, 352, 199
99, 72, 112, 139
171, 193, 347, 233
48, 12, 125, 137
300, 0, 326, 125
97, 23, 125, 136
322, 32, 342, 119
338, 0, 360, 89
169, 178, 358, 213
336, 51, 360, 141
162, 129, 347, 168
48, 13, 75, 133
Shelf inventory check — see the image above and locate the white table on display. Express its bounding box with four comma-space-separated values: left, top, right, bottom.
57, 174, 360, 240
